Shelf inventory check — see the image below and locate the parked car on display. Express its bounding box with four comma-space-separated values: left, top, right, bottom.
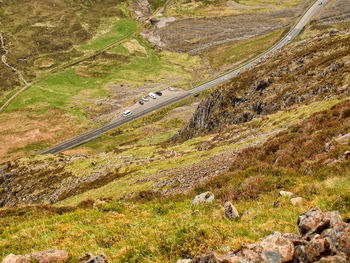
155, 91, 162, 96
139, 100, 144, 105
168, 87, 175, 91
287, 36, 292, 41
318, 1, 322, 5
149, 92, 157, 99
123, 110, 132, 117
141, 97, 149, 101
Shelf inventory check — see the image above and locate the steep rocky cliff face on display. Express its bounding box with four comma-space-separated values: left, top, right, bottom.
174, 31, 350, 141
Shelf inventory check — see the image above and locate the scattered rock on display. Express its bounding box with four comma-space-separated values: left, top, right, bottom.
31, 250, 68, 263
184, 208, 350, 263
85, 253, 108, 263
176, 259, 192, 263
261, 232, 294, 262
335, 133, 350, 144
298, 207, 328, 236
192, 192, 215, 205
325, 211, 343, 228
224, 201, 239, 220
291, 197, 303, 206
191, 252, 218, 263
1, 254, 30, 263
329, 29, 340, 37
318, 255, 347, 263
279, 190, 293, 197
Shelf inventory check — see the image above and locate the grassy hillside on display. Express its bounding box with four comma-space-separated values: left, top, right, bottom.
0, 30, 349, 262
1, 99, 349, 262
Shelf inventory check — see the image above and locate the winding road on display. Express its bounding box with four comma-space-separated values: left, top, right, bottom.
39, 0, 327, 154
0, 33, 30, 112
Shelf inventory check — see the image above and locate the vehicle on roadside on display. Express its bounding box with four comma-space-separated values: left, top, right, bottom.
141, 97, 149, 101
139, 100, 144, 105
122, 110, 132, 117
149, 92, 157, 99
318, 1, 322, 5
155, 91, 162, 96
168, 87, 175, 91
287, 36, 292, 41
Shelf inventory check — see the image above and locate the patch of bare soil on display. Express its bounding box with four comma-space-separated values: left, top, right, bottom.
317, 0, 350, 24
0, 109, 83, 162
128, 0, 151, 20
142, 5, 307, 55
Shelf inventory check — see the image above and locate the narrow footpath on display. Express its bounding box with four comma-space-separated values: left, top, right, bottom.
0, 32, 30, 112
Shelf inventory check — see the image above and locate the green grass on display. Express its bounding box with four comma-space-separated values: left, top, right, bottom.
1, 164, 349, 262
77, 19, 138, 52
5, 68, 104, 120
206, 28, 285, 70
5, 37, 204, 121
54, 97, 347, 207
149, 0, 169, 10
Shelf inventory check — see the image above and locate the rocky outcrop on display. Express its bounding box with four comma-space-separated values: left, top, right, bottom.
192, 191, 215, 205
178, 208, 350, 263
31, 250, 68, 263
0, 155, 127, 208
173, 31, 350, 141
128, 0, 151, 20
1, 251, 108, 263
224, 201, 239, 220
2, 250, 68, 263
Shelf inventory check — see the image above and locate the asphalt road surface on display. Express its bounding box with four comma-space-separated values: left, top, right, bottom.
40, 0, 327, 155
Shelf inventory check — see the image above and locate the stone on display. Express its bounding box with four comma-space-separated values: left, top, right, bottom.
279, 190, 293, 197
263, 251, 281, 263
291, 197, 303, 206
176, 260, 192, 263
317, 255, 347, 263
260, 232, 294, 262
303, 235, 327, 262
298, 207, 328, 236
324, 223, 350, 257
238, 248, 267, 262
335, 133, 350, 144
86, 253, 108, 263
192, 252, 218, 263
324, 211, 342, 228
31, 250, 68, 263
224, 201, 239, 220
192, 192, 215, 205
1, 254, 30, 263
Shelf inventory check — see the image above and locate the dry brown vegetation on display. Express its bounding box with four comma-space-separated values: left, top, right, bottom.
175, 30, 350, 141
197, 100, 350, 203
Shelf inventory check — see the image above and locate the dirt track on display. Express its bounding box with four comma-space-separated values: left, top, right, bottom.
0, 33, 30, 112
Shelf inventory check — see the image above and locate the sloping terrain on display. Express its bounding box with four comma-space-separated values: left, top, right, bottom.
0, 0, 209, 162
1, 30, 349, 207
0, 30, 350, 263
175, 30, 350, 141
317, 0, 350, 24
0, 0, 128, 96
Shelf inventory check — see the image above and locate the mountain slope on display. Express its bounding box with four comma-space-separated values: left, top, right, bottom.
174, 30, 350, 141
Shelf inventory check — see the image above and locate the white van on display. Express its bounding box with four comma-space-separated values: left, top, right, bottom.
149, 92, 157, 99
122, 110, 132, 117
